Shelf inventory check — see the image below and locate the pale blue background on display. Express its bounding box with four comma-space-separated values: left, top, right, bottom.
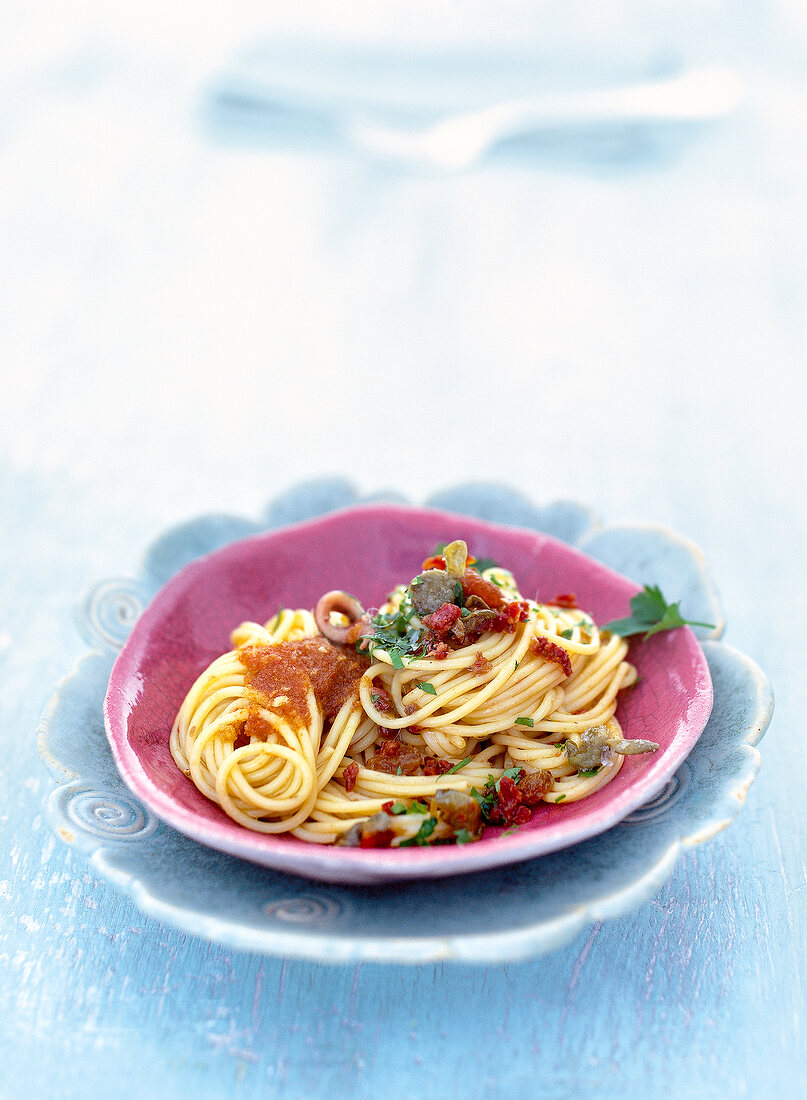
1, 2, 805, 1097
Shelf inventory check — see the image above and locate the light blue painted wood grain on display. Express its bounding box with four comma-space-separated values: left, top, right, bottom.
1, 471, 804, 1100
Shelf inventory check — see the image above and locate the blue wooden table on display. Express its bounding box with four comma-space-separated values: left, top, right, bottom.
1, 4, 804, 1096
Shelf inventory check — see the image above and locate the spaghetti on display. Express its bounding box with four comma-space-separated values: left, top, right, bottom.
170, 541, 655, 846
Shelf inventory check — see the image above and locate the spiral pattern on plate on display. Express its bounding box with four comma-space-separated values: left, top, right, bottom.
60, 786, 158, 840
76, 578, 147, 650
264, 895, 343, 924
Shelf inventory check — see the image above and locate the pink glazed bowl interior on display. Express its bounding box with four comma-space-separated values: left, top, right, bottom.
103, 504, 713, 884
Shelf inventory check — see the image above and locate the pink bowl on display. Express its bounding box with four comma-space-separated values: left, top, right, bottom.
103, 504, 713, 884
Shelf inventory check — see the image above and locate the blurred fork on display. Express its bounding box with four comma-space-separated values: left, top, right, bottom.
346, 66, 744, 171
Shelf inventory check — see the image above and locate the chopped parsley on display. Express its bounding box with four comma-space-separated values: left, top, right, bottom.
389, 799, 429, 816
444, 755, 472, 774
514, 716, 534, 728
417, 681, 437, 696
398, 816, 438, 846
359, 603, 427, 666
603, 584, 714, 640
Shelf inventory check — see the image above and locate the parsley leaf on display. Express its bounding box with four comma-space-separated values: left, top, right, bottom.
444, 755, 472, 774
602, 584, 715, 640
417, 681, 437, 696
514, 717, 534, 728
470, 785, 496, 820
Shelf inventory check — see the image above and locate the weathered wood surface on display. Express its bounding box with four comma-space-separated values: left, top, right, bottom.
1, 4, 805, 1096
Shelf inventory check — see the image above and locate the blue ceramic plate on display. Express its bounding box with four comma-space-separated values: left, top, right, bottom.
37, 480, 773, 963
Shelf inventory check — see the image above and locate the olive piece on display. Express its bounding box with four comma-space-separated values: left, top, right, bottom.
409, 569, 460, 617
566, 726, 616, 770
613, 738, 660, 755
464, 594, 490, 611
461, 609, 496, 634
431, 789, 483, 837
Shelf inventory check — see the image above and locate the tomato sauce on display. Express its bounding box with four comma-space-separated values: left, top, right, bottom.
238, 638, 369, 731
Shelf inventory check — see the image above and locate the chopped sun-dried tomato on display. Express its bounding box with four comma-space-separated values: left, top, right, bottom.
370, 685, 395, 713
489, 600, 530, 633
530, 635, 573, 676
423, 602, 462, 635
550, 593, 578, 609
422, 756, 453, 776
367, 739, 451, 777
517, 768, 553, 806
471, 652, 491, 675
488, 774, 533, 827
359, 829, 395, 848
342, 761, 359, 792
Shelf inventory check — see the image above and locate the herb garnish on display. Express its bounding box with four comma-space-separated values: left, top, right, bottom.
602, 584, 715, 640
417, 681, 437, 696
444, 755, 472, 774
398, 816, 438, 846
359, 603, 427, 666
514, 717, 534, 728
471, 768, 524, 822
389, 799, 429, 816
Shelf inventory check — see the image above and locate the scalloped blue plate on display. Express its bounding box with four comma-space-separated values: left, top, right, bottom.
37, 480, 773, 962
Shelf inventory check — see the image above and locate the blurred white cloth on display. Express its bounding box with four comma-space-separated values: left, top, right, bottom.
1, 2, 806, 531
